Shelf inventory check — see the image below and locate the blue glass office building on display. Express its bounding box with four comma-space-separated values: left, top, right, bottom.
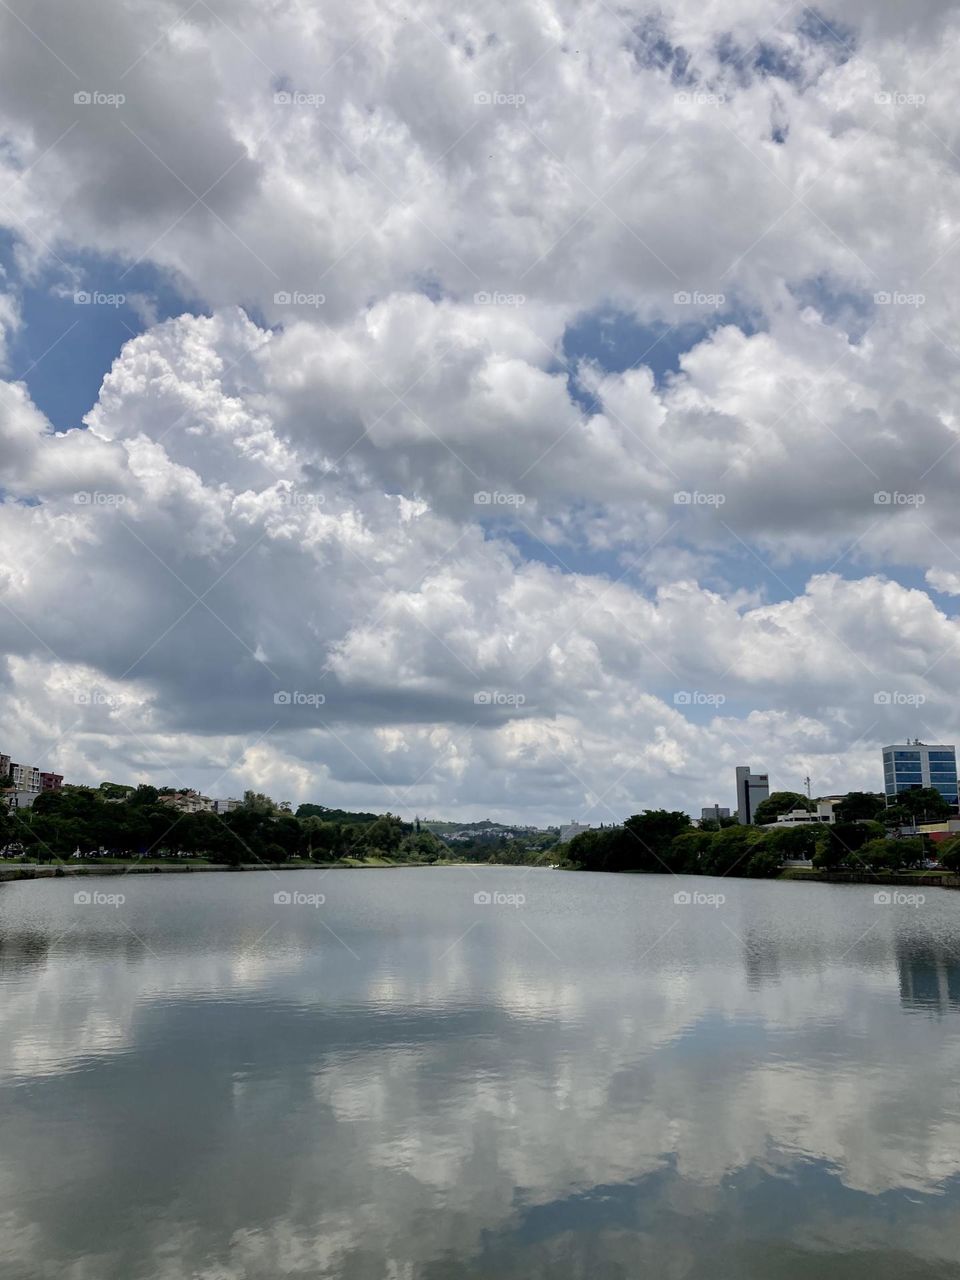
882, 743, 958, 809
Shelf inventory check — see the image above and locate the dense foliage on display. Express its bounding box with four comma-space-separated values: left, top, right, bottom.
751, 791, 813, 825
1, 786, 450, 865
565, 810, 811, 878
564, 808, 938, 878
2, 786, 949, 878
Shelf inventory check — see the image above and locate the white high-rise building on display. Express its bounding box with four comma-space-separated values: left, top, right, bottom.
735, 766, 769, 825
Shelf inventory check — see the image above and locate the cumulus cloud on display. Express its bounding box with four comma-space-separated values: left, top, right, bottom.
2, 1, 960, 818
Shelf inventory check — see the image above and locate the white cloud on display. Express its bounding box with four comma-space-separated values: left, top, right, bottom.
1, 2, 960, 817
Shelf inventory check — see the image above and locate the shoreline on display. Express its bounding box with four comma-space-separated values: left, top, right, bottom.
3, 863, 959, 889
0, 860, 453, 882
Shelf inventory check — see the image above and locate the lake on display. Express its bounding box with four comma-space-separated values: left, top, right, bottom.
1, 867, 960, 1279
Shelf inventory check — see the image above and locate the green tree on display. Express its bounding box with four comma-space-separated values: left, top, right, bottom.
669, 830, 713, 873
858, 838, 905, 871
241, 790, 277, 816
699, 825, 764, 876
762, 824, 819, 861
743, 845, 783, 878
361, 813, 405, 856
816, 822, 870, 870
892, 787, 952, 822
751, 792, 813, 825
127, 784, 159, 807
566, 826, 625, 872
619, 810, 691, 871
882, 803, 912, 828
834, 792, 885, 823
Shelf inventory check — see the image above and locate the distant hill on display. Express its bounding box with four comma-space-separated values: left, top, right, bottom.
423, 819, 549, 835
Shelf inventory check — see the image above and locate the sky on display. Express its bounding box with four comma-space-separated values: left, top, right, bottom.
1, 0, 960, 825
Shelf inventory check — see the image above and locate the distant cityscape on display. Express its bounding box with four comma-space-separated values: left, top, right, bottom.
694, 740, 960, 842
1, 753, 243, 817
565, 740, 960, 848
4, 739, 960, 842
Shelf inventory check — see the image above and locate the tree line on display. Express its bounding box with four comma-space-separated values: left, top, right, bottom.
0, 785, 449, 865
566, 790, 960, 877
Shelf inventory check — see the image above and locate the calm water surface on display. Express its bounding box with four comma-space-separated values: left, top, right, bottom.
2, 867, 960, 1279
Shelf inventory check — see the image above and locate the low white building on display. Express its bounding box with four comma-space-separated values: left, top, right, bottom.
770, 801, 835, 827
